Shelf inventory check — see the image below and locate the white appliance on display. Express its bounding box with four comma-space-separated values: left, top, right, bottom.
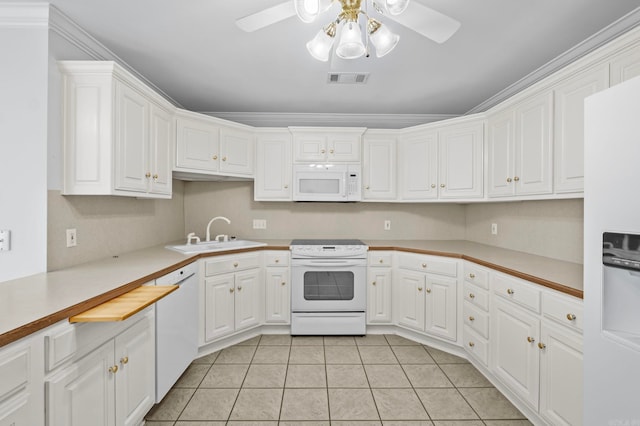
154, 262, 198, 402
290, 239, 368, 335
292, 163, 361, 202
584, 76, 640, 424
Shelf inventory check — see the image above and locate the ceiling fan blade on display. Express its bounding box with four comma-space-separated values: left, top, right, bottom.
236, 1, 297, 32
385, 1, 461, 44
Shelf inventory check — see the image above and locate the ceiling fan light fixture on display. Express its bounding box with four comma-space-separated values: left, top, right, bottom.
336, 20, 366, 59
295, 0, 320, 23
368, 19, 399, 57
384, 0, 410, 15
306, 22, 337, 61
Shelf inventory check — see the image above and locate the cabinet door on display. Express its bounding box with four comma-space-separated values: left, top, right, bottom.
293, 134, 327, 162
46, 341, 115, 426
175, 117, 220, 172
234, 269, 262, 331
515, 92, 553, 195
220, 127, 254, 175
424, 275, 457, 341
438, 122, 484, 199
367, 267, 393, 324
487, 110, 516, 197
539, 322, 583, 426
204, 274, 236, 342
265, 267, 290, 324
254, 132, 292, 200
149, 104, 173, 196
610, 44, 640, 86
491, 298, 540, 410
328, 133, 361, 162
394, 269, 426, 332
398, 132, 438, 200
115, 82, 149, 193
114, 313, 155, 426
554, 64, 609, 193
0, 393, 30, 426
363, 137, 396, 200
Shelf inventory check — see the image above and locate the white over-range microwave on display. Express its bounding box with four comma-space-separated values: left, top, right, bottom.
292, 163, 362, 202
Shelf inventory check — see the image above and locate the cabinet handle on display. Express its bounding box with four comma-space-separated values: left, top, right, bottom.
379, 259, 384, 264
109, 365, 118, 374
229, 287, 235, 293
426, 288, 431, 293
321, 149, 326, 154
145, 172, 151, 178
417, 287, 423, 292
507, 288, 514, 295
469, 273, 475, 278
566, 313, 576, 321
440, 183, 446, 188
233, 262, 239, 267
421, 263, 427, 268
431, 184, 436, 188
153, 174, 158, 180
372, 281, 377, 286
275, 259, 280, 263
538, 342, 546, 350
284, 184, 289, 189
281, 281, 286, 286
330, 149, 334, 154
365, 185, 370, 190
514, 176, 520, 182
468, 341, 475, 347
213, 155, 218, 160
469, 293, 475, 299
120, 356, 129, 365
468, 316, 475, 321
237, 286, 242, 291
222, 156, 227, 162
506, 177, 512, 183
527, 336, 535, 343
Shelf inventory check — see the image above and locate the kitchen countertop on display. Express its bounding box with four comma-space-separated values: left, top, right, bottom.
0, 239, 582, 348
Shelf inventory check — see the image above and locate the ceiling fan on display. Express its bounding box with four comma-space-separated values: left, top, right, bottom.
236, 0, 461, 61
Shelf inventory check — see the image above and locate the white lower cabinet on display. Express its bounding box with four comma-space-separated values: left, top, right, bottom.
202, 253, 263, 343
264, 251, 291, 324
367, 252, 393, 324
46, 310, 155, 426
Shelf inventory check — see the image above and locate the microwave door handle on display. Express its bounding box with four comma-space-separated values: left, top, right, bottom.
342, 173, 347, 198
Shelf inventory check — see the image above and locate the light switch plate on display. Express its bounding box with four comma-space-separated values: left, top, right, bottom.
0, 230, 10, 251
66, 228, 77, 247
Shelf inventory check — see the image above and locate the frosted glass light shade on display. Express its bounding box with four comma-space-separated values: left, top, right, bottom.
295, 0, 320, 23
385, 0, 410, 15
306, 28, 336, 61
336, 22, 366, 59
369, 23, 400, 57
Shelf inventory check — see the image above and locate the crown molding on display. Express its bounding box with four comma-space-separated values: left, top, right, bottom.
48, 5, 183, 108
467, 6, 640, 114
200, 112, 459, 129
0, 3, 49, 28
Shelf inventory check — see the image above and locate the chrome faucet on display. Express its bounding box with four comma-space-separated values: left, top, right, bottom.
205, 216, 231, 242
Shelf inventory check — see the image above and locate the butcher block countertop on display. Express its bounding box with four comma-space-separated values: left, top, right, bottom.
0, 239, 582, 348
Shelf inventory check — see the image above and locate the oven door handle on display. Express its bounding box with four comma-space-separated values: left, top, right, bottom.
292, 260, 364, 268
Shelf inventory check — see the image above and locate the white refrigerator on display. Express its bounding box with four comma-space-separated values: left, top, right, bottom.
584, 75, 640, 425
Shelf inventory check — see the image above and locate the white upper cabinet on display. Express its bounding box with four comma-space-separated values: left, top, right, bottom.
290, 127, 364, 162
553, 64, 609, 193
398, 130, 438, 200
363, 132, 397, 200
438, 120, 484, 199
488, 92, 553, 197
60, 61, 174, 199
254, 130, 292, 201
175, 110, 255, 178
610, 43, 640, 86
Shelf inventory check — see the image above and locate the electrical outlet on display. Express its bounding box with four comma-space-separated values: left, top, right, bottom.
253, 219, 267, 229
491, 223, 498, 235
0, 229, 11, 251
66, 228, 77, 247
384, 220, 391, 231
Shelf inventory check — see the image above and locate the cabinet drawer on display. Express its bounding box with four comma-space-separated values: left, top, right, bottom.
45, 324, 77, 371
205, 253, 262, 276
264, 251, 289, 267
0, 346, 29, 401
397, 253, 457, 277
369, 252, 393, 267
492, 272, 541, 313
463, 326, 489, 367
463, 282, 489, 311
463, 263, 489, 289
542, 292, 583, 332
463, 301, 489, 339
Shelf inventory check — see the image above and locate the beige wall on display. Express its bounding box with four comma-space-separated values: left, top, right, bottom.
47, 180, 186, 271
184, 181, 467, 241
465, 198, 584, 264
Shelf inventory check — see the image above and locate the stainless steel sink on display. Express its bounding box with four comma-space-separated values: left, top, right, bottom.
166, 240, 267, 254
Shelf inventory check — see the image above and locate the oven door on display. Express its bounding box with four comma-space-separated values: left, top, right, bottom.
291, 258, 367, 312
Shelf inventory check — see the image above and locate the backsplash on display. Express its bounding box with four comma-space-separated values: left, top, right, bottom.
47, 181, 186, 271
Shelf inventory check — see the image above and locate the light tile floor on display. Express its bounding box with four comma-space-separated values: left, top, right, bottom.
145, 334, 532, 426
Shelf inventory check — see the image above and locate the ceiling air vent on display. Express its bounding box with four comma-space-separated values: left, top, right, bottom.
327, 72, 370, 84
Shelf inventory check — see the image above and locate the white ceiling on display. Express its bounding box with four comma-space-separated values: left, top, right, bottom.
31, 1, 640, 126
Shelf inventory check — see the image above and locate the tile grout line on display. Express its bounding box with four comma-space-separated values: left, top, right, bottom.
356, 337, 384, 424
224, 335, 260, 423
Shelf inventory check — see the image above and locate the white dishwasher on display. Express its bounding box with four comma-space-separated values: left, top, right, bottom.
155, 262, 199, 402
